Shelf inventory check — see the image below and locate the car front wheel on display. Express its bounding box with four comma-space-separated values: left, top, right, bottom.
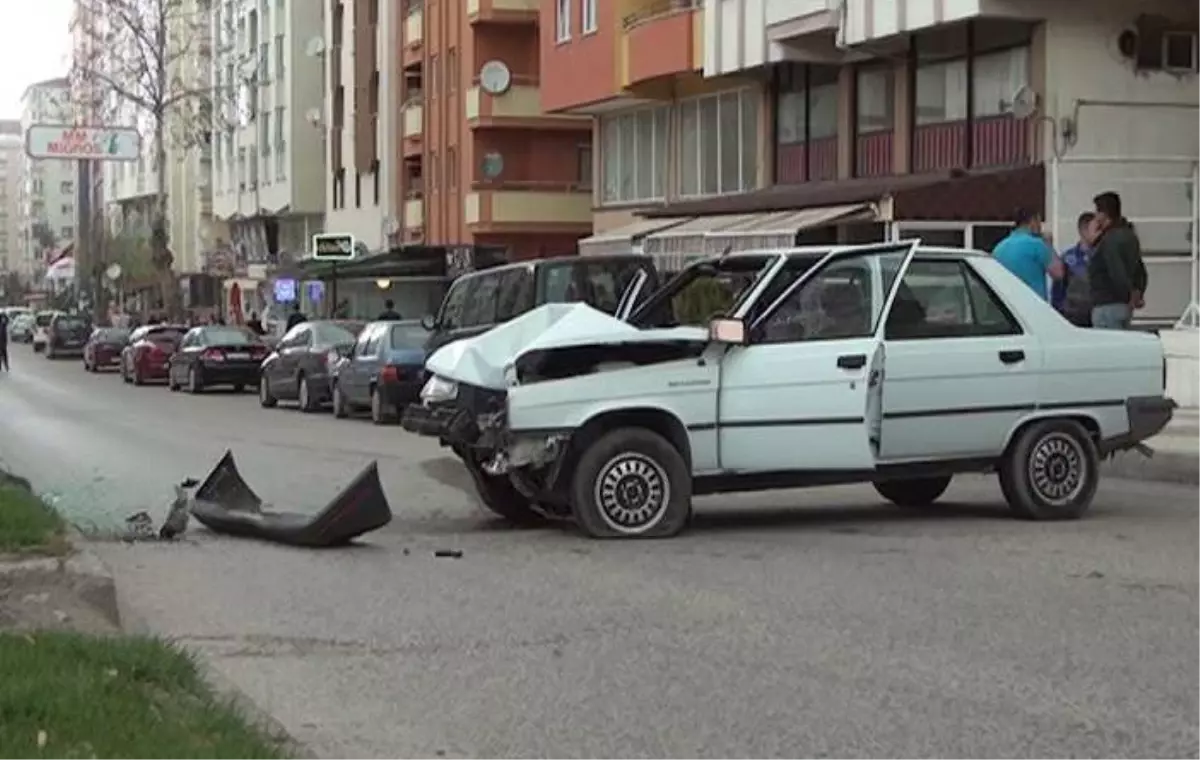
187, 365, 204, 394
297, 375, 318, 413
463, 457, 544, 526
1000, 418, 1099, 520
331, 383, 348, 418
873, 475, 952, 508
259, 374, 278, 407
569, 427, 691, 539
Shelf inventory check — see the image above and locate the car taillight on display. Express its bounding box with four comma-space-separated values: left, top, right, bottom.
380, 365, 401, 383
251, 346, 267, 359
147, 344, 165, 358
202, 349, 225, 362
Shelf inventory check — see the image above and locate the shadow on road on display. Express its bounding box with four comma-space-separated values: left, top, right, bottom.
690, 500, 1011, 535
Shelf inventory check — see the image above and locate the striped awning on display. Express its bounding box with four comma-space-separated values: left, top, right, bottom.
641, 214, 758, 272
578, 216, 692, 257
705, 203, 876, 252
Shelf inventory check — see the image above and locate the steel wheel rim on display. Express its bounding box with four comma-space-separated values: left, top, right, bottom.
592, 452, 670, 535
333, 385, 342, 412
371, 390, 380, 420
1027, 431, 1087, 506
299, 379, 309, 407
260, 377, 269, 401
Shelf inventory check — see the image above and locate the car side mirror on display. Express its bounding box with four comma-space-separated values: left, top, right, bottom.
709, 317, 747, 345
420, 314, 438, 330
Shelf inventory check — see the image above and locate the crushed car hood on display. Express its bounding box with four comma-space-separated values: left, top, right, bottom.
425, 303, 708, 389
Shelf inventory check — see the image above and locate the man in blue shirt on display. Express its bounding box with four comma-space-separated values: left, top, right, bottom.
1050, 211, 1096, 326
992, 208, 1063, 301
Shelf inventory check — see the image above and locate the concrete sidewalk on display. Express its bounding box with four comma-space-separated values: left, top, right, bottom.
1102, 407, 1199, 485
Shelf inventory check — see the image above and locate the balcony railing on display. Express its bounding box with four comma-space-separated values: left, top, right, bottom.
622, 0, 702, 30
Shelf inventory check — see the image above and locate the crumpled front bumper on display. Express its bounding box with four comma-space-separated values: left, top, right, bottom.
401, 403, 480, 442
1098, 395, 1177, 455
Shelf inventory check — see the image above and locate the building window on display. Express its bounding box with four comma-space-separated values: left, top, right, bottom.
59, 181, 74, 194
775, 64, 838, 184
599, 105, 668, 204
973, 46, 1028, 118
582, 0, 596, 33
61, 226, 73, 239
275, 34, 285, 82
61, 204, 74, 215
854, 65, 894, 178
275, 106, 286, 179
577, 144, 592, 189
555, 0, 570, 42
680, 88, 760, 198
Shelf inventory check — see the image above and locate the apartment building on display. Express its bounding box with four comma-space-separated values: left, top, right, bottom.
18, 78, 78, 283
0, 121, 22, 275
210, 0, 325, 269
399, 0, 593, 260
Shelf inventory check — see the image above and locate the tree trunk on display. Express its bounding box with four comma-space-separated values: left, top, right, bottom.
151, 112, 176, 320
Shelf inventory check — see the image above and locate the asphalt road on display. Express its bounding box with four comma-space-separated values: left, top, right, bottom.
0, 344, 1197, 758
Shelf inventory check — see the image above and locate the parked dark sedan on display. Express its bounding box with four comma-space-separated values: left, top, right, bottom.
83, 327, 131, 371
45, 313, 92, 359
330, 320, 429, 424
259, 320, 366, 412
168, 325, 269, 394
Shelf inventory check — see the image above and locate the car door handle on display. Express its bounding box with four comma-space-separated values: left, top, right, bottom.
998, 349, 1025, 364
837, 354, 867, 370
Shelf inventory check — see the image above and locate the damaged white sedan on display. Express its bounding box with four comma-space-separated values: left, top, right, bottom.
402, 241, 1175, 539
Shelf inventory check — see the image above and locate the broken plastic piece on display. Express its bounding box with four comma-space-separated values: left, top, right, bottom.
190, 450, 392, 547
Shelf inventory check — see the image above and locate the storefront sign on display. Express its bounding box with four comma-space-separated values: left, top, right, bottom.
311, 233, 356, 261
25, 124, 141, 161
273, 278, 297, 302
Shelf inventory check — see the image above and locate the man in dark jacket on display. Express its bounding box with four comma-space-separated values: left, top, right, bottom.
285, 302, 307, 330
1088, 191, 1147, 330
377, 299, 402, 320
0, 313, 8, 371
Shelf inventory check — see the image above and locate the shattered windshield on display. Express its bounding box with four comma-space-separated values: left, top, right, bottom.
631, 255, 778, 328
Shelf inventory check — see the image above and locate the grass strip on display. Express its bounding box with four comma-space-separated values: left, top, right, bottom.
0, 483, 67, 555
0, 631, 287, 758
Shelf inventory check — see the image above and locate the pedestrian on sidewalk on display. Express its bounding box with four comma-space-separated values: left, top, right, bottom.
992, 207, 1064, 301
377, 299, 402, 320
0, 312, 8, 372
1088, 191, 1147, 330
1051, 211, 1097, 326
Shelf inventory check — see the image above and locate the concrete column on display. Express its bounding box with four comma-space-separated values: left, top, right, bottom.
891, 58, 910, 174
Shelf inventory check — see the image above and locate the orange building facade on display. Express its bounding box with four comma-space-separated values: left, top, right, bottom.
400, 0, 593, 260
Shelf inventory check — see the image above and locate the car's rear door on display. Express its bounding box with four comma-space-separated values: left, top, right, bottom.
715, 241, 919, 473
342, 324, 382, 404
877, 254, 1041, 461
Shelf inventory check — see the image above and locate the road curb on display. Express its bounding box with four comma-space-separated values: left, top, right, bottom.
1101, 450, 1198, 486
100, 544, 318, 759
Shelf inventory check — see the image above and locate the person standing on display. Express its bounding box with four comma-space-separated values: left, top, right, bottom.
285, 302, 307, 330
0, 312, 9, 372
992, 208, 1064, 301
1088, 191, 1147, 330
377, 299, 402, 320
1051, 212, 1097, 326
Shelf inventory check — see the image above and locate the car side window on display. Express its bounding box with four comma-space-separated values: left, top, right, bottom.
495, 267, 534, 322
758, 254, 879, 344
353, 326, 376, 358
884, 259, 1021, 340
364, 326, 384, 355
438, 277, 474, 331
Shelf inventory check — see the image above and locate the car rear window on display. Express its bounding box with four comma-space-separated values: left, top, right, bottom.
55, 316, 89, 330
313, 322, 362, 345
94, 327, 130, 342
204, 327, 254, 345
35, 313, 53, 327
389, 324, 429, 349
538, 259, 646, 315
146, 327, 186, 343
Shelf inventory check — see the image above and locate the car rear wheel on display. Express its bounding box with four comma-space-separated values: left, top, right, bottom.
569, 427, 692, 539
370, 386, 393, 425
121, 360, 131, 383
873, 475, 953, 508
331, 383, 348, 418
45, 345, 54, 359
1000, 418, 1099, 520
258, 374, 277, 407
187, 365, 204, 394
132, 363, 145, 386
297, 375, 318, 413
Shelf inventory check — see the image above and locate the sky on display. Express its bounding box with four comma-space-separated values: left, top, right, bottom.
0, 0, 73, 119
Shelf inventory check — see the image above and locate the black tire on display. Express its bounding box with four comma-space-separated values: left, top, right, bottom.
464, 459, 545, 526
1000, 418, 1099, 520
569, 427, 691, 539
297, 374, 318, 413
873, 475, 952, 508
259, 374, 278, 407
370, 386, 392, 425
187, 365, 204, 394
121, 361, 131, 383
331, 382, 348, 418
232, 383, 245, 393
132, 364, 144, 386
45, 346, 54, 359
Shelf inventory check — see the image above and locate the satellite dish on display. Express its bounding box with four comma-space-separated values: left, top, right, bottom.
105, 263, 122, 281
305, 107, 323, 126
481, 152, 504, 179
1007, 85, 1039, 120
305, 36, 326, 57
478, 60, 512, 95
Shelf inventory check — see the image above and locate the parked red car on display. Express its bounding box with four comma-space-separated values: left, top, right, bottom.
121, 324, 188, 385
83, 327, 132, 372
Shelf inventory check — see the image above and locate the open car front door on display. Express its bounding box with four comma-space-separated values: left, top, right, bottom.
614, 268, 650, 322
714, 240, 920, 474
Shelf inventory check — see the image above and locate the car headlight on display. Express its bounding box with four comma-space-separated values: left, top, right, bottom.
420, 375, 458, 404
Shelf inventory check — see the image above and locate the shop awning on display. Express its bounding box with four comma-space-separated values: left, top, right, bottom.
705, 203, 877, 252
641, 214, 758, 271
577, 217, 691, 257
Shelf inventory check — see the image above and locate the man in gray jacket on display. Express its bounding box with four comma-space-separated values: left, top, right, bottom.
1087, 191, 1147, 329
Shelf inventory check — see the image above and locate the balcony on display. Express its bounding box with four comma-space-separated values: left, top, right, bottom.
464, 183, 591, 231
402, 101, 423, 156
620, 0, 703, 89
404, 197, 424, 228
464, 84, 588, 129
466, 0, 537, 25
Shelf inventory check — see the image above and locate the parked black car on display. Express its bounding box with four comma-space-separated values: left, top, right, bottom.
259, 319, 366, 412
167, 325, 269, 394
421, 254, 659, 355
330, 320, 429, 424
45, 312, 92, 359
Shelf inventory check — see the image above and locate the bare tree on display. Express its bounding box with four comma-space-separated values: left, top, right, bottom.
71, 0, 227, 319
